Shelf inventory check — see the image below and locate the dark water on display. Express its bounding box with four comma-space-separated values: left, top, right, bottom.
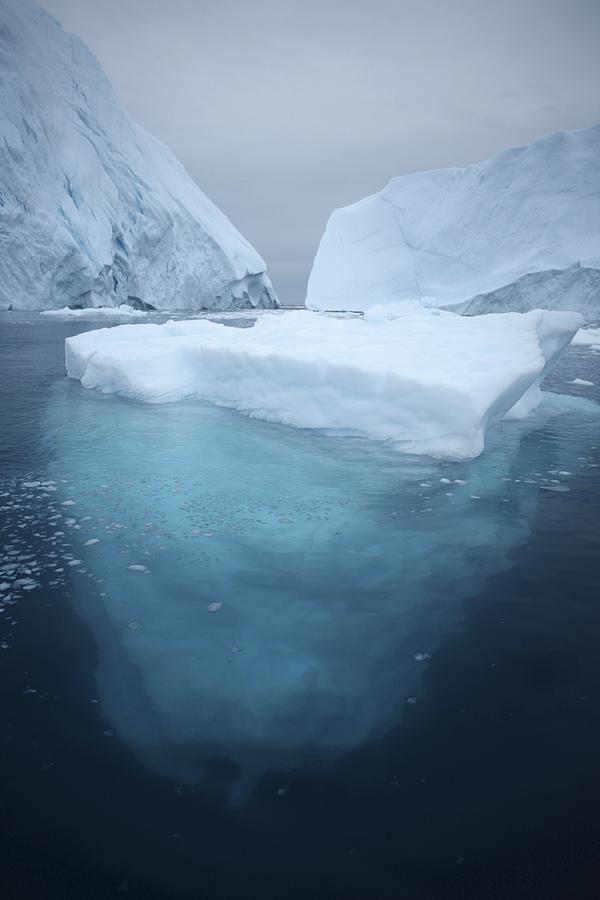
1, 312, 600, 899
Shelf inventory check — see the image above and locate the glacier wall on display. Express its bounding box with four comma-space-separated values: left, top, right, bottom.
0, 0, 278, 311
306, 126, 600, 320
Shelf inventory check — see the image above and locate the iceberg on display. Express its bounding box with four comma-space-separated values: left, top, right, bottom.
65, 308, 582, 460
306, 126, 600, 321
0, 0, 278, 312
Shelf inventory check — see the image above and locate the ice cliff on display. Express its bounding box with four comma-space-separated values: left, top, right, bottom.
0, 0, 278, 311
306, 126, 600, 321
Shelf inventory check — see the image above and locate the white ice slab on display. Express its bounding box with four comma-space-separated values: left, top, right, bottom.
41, 304, 148, 318
65, 308, 582, 460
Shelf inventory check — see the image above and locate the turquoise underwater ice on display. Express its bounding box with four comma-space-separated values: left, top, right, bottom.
43, 380, 600, 787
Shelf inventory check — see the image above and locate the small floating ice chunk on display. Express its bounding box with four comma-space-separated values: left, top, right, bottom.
84, 538, 100, 546
413, 652, 431, 662
207, 602, 222, 613
61, 500, 76, 507
128, 564, 148, 572
569, 378, 594, 386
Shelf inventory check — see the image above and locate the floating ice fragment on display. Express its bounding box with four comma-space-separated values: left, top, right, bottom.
84, 538, 100, 546
128, 564, 148, 572
413, 652, 431, 662
207, 602, 222, 613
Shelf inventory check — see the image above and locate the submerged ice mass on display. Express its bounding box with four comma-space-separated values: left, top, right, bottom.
0, 0, 277, 312
65, 308, 582, 460
306, 126, 600, 320
39, 374, 599, 788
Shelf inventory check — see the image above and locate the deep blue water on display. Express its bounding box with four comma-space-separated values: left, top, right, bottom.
1, 311, 600, 899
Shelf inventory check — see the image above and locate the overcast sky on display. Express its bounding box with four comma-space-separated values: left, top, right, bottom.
42, 0, 600, 305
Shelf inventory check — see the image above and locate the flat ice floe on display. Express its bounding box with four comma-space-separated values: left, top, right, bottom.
66, 308, 582, 460
41, 304, 149, 319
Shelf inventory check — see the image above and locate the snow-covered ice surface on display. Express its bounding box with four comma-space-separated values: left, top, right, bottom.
65, 308, 582, 460
0, 0, 278, 312
33, 371, 599, 792
306, 126, 600, 321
